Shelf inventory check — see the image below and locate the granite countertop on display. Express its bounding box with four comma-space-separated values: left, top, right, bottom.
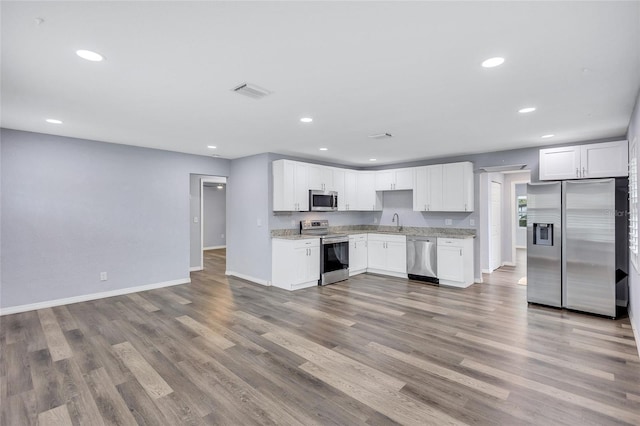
271, 225, 476, 239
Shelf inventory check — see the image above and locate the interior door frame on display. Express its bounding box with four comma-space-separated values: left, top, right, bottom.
510, 177, 531, 266
490, 180, 502, 271
200, 176, 227, 270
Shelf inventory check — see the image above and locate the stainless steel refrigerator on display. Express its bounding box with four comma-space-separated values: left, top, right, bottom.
527, 179, 627, 317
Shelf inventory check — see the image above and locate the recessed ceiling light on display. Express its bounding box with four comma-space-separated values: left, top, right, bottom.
45, 118, 62, 124
481, 57, 505, 68
518, 107, 536, 113
319, 147, 328, 151
369, 158, 377, 162
300, 117, 313, 123
76, 49, 104, 62
207, 145, 217, 149
541, 134, 555, 139
217, 185, 224, 189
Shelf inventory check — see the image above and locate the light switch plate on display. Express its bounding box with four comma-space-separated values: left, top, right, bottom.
445, 218, 453, 226
257, 218, 262, 227
194, 217, 199, 223
469, 219, 475, 226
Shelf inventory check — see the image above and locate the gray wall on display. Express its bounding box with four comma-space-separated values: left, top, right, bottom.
203, 185, 226, 248
628, 89, 640, 338
226, 153, 272, 283
0, 129, 229, 309
515, 183, 527, 247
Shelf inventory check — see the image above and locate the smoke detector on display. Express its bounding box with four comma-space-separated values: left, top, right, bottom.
232, 83, 272, 99
368, 133, 393, 139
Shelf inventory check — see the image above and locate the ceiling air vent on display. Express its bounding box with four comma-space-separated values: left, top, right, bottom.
232, 83, 272, 99
368, 133, 393, 139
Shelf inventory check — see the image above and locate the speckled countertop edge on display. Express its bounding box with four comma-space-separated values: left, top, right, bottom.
271, 225, 476, 239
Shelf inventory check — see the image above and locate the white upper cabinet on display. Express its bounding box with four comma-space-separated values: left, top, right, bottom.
273, 159, 309, 211
307, 164, 335, 191
443, 162, 474, 212
415, 164, 443, 212
413, 162, 472, 212
274, 159, 471, 212
333, 168, 346, 210
356, 172, 380, 211
343, 170, 358, 211
539, 140, 628, 180
374, 168, 414, 191
580, 141, 628, 179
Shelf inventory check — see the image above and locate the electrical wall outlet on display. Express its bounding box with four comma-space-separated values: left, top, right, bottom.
100, 272, 108, 281
291, 219, 296, 227
374, 217, 378, 224
193, 217, 199, 223
469, 219, 475, 226
257, 218, 262, 227
445, 218, 453, 226
221, 233, 225, 239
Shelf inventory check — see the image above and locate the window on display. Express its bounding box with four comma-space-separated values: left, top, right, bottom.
630, 138, 638, 269
517, 195, 527, 228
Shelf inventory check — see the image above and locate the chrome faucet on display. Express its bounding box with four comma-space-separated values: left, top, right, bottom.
392, 212, 400, 229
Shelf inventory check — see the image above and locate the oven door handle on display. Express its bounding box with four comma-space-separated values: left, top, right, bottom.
322, 237, 349, 245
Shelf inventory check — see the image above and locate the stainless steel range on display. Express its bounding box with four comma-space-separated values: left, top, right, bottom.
300, 220, 349, 285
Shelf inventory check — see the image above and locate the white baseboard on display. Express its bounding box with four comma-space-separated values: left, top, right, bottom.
482, 269, 492, 274
366, 268, 408, 279
190, 266, 203, 272
502, 262, 516, 267
0, 278, 191, 316
475, 276, 483, 283
515, 245, 526, 249
203, 245, 226, 250
629, 306, 640, 358
225, 270, 271, 286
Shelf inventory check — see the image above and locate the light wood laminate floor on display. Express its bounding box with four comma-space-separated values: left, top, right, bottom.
1, 248, 639, 425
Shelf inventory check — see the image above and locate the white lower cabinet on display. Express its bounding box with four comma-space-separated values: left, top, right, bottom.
437, 238, 474, 288
272, 238, 320, 290
366, 234, 407, 278
349, 234, 368, 276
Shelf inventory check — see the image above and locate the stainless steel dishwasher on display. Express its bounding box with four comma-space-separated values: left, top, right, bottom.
406, 236, 439, 284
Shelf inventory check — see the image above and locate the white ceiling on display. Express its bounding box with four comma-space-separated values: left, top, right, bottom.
2, 1, 639, 166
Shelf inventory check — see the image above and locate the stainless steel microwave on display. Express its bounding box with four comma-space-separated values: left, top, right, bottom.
309, 190, 338, 211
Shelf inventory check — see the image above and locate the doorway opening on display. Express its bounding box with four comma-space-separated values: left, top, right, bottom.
200, 177, 227, 271
481, 171, 531, 283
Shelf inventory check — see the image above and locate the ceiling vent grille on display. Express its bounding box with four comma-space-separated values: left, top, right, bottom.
232, 83, 271, 99
368, 133, 393, 139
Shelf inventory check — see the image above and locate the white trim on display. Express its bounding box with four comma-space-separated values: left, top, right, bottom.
515, 245, 526, 249
482, 268, 492, 274
0, 278, 190, 316
366, 269, 408, 279
225, 270, 271, 286
475, 276, 483, 283
190, 266, 204, 272
203, 245, 226, 250
502, 262, 516, 267
629, 306, 640, 357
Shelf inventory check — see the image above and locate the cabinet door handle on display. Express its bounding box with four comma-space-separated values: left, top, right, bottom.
464, 203, 467, 211
459, 249, 462, 256
582, 167, 586, 178
576, 168, 579, 177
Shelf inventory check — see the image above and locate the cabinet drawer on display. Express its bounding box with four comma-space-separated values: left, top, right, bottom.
349, 234, 367, 241
438, 237, 463, 246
